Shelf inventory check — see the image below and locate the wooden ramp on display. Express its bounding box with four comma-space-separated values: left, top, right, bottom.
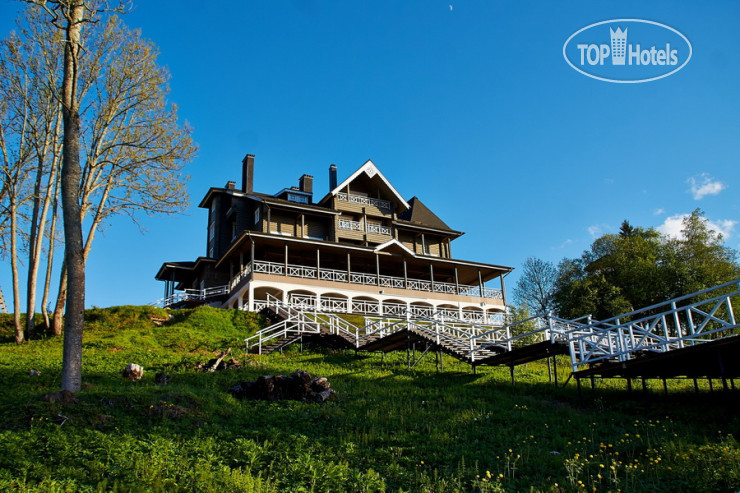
475, 340, 569, 367
573, 335, 740, 380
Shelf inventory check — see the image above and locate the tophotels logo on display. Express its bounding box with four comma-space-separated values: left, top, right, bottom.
563, 19, 692, 83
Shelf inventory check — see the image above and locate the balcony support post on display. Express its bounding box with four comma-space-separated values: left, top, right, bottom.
500, 274, 507, 305
403, 258, 408, 288
316, 249, 321, 279
454, 267, 460, 295
347, 253, 351, 283
284, 243, 289, 276
478, 269, 484, 298
429, 264, 435, 291
250, 239, 255, 267
375, 253, 380, 285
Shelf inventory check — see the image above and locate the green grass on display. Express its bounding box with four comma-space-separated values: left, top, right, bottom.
0, 305, 738, 492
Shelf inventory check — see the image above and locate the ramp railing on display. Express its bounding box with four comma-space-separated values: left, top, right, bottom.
568, 279, 740, 371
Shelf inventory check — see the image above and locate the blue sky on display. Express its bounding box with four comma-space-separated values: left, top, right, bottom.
1, 1, 738, 309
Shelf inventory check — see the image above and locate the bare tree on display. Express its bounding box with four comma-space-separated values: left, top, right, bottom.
18, 1, 194, 390
513, 257, 557, 316
0, 40, 36, 343
48, 14, 196, 334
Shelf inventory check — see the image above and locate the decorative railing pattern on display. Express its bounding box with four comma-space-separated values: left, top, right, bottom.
153, 285, 230, 308
568, 280, 740, 371
262, 294, 501, 324
337, 192, 391, 211
338, 218, 362, 231
366, 223, 392, 235
234, 260, 504, 300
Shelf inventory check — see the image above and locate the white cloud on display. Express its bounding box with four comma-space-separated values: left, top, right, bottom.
657, 213, 737, 239
687, 173, 726, 200
657, 215, 686, 238
587, 224, 610, 238
653, 208, 665, 216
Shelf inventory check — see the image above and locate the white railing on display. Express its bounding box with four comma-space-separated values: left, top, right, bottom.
152, 285, 230, 308
350, 272, 378, 286
352, 299, 381, 315
337, 192, 391, 211
230, 263, 253, 290
568, 280, 740, 371
338, 218, 362, 231
233, 260, 505, 300
366, 223, 392, 235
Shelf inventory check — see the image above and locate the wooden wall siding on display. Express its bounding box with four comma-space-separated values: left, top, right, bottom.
270, 212, 296, 236
427, 241, 441, 257
335, 200, 393, 219
398, 233, 415, 252
337, 228, 365, 242
305, 220, 329, 240
365, 232, 391, 244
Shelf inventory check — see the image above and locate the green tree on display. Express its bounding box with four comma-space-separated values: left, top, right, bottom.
661, 209, 739, 300
553, 212, 739, 321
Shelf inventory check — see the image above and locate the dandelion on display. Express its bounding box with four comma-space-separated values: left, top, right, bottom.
486, 471, 491, 478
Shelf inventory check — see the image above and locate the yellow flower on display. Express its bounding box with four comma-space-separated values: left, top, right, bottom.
486, 471, 491, 478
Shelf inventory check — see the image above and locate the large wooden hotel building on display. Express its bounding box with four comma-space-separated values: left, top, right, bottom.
156, 155, 512, 323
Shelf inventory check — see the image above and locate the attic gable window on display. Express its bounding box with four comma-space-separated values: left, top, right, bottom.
286, 192, 309, 204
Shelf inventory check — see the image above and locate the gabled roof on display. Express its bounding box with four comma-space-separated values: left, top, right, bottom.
373, 238, 416, 257
397, 196, 457, 232
324, 160, 410, 210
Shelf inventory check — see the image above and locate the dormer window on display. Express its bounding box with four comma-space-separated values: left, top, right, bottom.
286, 192, 309, 204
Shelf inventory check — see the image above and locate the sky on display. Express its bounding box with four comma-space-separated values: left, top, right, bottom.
0, 0, 738, 309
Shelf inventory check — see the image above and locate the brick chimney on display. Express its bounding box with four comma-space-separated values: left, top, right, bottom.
242, 154, 254, 193
299, 174, 313, 194
329, 164, 338, 190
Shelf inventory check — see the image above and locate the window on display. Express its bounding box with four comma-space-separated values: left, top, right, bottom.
287, 193, 309, 204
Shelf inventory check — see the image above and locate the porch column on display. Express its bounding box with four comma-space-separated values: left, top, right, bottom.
284, 243, 289, 276
266, 207, 271, 233
247, 283, 255, 311
500, 274, 507, 306
250, 239, 255, 266
429, 264, 435, 291
403, 258, 408, 288
239, 252, 243, 271
347, 253, 351, 283
478, 269, 484, 298
316, 249, 321, 279
301, 214, 305, 238
454, 267, 460, 295
375, 253, 380, 285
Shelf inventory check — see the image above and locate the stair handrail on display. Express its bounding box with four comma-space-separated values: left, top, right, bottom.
568, 280, 740, 371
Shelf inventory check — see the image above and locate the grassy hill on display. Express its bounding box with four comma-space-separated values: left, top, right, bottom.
0, 305, 738, 492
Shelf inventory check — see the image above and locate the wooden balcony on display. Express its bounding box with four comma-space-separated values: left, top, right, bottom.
230, 259, 503, 300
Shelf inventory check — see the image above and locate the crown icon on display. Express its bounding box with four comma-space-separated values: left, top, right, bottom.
610, 27, 627, 65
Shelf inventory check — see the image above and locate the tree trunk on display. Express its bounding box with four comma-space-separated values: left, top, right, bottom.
42, 193, 59, 330
60, 2, 85, 393
52, 261, 66, 336
27, 116, 60, 337
0, 285, 7, 314
10, 202, 23, 344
